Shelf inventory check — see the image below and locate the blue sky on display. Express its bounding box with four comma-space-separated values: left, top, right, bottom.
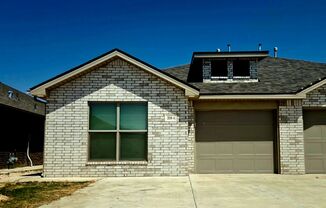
0, 0, 325, 91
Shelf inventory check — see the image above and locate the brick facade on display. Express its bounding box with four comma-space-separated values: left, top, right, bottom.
187, 100, 195, 173
277, 84, 326, 175
302, 84, 326, 107
202, 59, 211, 82
44, 54, 325, 177
278, 100, 305, 174
44, 58, 192, 177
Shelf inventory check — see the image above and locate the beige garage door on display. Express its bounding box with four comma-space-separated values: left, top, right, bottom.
304, 110, 326, 173
195, 110, 275, 173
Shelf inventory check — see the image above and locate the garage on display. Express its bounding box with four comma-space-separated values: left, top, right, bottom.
195, 110, 276, 173
304, 110, 326, 173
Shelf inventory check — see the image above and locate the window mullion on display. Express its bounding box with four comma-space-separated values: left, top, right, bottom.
116, 103, 120, 161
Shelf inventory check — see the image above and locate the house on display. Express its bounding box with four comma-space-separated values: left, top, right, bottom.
30, 48, 326, 177
0, 82, 45, 168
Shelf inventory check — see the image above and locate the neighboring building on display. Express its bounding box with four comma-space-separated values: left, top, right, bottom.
0, 82, 45, 168
30, 49, 326, 177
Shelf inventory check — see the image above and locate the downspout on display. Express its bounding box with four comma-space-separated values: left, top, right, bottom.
27, 135, 33, 167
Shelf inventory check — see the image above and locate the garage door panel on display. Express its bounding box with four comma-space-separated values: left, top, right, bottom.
305, 126, 323, 139
305, 158, 325, 173
323, 126, 326, 137
196, 159, 216, 173
215, 159, 234, 172
305, 142, 324, 155
255, 158, 274, 171
195, 110, 275, 174
235, 142, 255, 155
196, 142, 216, 155
255, 142, 274, 155
304, 110, 326, 174
236, 159, 255, 171
215, 142, 233, 155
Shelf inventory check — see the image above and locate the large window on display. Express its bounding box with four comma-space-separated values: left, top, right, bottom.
88, 102, 148, 161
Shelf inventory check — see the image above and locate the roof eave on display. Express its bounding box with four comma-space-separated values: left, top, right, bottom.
198, 94, 306, 100
30, 49, 199, 98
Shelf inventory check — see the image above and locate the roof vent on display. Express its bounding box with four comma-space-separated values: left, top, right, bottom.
274, 47, 278, 58
227, 44, 231, 52
258, 43, 262, 51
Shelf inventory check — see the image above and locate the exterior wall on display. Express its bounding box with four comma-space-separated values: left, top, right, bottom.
249, 61, 258, 79
187, 100, 195, 173
44, 58, 191, 177
227, 60, 233, 79
302, 84, 326, 107
278, 100, 305, 174
202, 59, 211, 81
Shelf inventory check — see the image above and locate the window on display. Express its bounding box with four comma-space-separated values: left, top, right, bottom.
89, 102, 147, 161
233, 60, 250, 77
211, 60, 228, 77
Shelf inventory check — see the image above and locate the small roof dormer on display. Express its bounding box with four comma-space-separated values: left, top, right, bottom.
187, 50, 269, 83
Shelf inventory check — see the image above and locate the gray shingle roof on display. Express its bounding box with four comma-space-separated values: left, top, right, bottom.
164, 57, 326, 94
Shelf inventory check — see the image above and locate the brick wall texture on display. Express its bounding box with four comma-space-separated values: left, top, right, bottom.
278, 100, 305, 174
278, 83, 326, 175
302, 84, 326, 107
44, 54, 325, 177
44, 58, 192, 177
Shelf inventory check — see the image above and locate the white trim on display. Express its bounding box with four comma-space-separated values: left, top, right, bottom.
199, 94, 306, 100
297, 78, 326, 95
194, 54, 268, 58
30, 50, 199, 97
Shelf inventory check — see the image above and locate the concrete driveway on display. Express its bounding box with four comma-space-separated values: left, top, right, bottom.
42, 174, 326, 208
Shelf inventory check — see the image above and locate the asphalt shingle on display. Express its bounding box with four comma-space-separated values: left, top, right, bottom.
164, 57, 326, 94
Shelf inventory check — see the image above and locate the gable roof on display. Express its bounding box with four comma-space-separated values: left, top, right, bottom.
164, 57, 326, 98
30, 49, 199, 98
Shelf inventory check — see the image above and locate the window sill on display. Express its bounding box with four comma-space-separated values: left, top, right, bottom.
204, 78, 258, 83
86, 161, 148, 166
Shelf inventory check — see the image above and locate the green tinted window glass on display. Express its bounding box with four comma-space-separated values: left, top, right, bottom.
89, 133, 116, 160
120, 103, 147, 130
120, 133, 147, 161
90, 103, 116, 130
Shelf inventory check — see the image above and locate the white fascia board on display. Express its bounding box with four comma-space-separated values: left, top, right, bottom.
198, 94, 306, 100
297, 78, 326, 95
30, 51, 199, 98
194, 54, 268, 58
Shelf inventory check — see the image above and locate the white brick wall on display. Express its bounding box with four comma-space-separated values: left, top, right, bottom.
278, 84, 326, 175
187, 100, 195, 173
278, 100, 305, 174
303, 84, 326, 107
44, 58, 192, 177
